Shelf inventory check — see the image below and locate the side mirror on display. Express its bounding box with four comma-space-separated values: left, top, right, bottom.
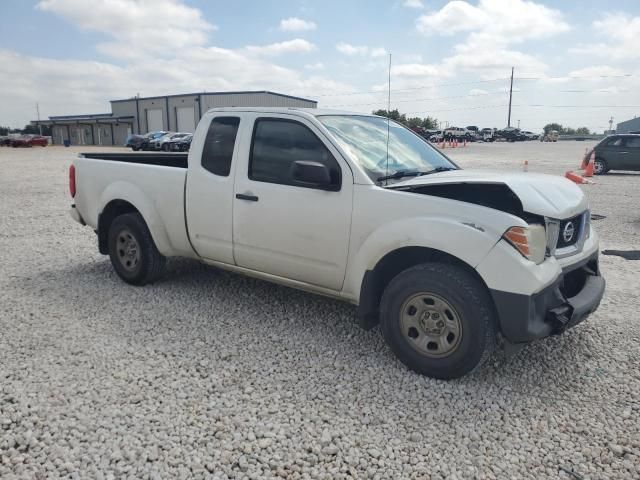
290, 161, 333, 189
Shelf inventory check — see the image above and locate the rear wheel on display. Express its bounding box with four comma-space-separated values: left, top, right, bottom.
594, 158, 607, 175
108, 213, 166, 285
380, 262, 496, 379
161, 144, 170, 152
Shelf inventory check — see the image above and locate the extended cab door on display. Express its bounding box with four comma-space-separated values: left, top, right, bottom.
185, 115, 243, 264
232, 114, 353, 291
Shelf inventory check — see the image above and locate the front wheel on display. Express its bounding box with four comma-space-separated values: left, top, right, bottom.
593, 158, 607, 175
108, 213, 166, 285
380, 262, 496, 379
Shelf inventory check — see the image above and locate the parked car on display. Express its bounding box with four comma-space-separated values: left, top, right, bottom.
138, 131, 169, 151
10, 135, 48, 147
541, 130, 559, 142
68, 107, 604, 379
125, 134, 147, 151
168, 133, 193, 152
584, 134, 640, 175
443, 127, 470, 140
0, 136, 10, 146
424, 130, 443, 142
497, 127, 526, 142
480, 128, 496, 142
522, 131, 539, 141
148, 132, 191, 151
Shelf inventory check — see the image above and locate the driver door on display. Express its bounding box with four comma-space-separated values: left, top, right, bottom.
232, 114, 354, 291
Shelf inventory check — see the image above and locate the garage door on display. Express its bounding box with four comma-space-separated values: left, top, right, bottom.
146, 109, 163, 132
176, 106, 196, 132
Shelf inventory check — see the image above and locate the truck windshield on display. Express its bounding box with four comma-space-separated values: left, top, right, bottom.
318, 115, 456, 184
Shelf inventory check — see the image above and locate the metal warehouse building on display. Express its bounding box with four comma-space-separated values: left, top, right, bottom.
32, 91, 317, 146
616, 116, 640, 134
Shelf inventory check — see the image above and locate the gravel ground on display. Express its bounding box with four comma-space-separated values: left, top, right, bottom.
1, 142, 639, 480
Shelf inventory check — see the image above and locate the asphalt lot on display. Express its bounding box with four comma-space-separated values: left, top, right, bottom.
1, 142, 639, 479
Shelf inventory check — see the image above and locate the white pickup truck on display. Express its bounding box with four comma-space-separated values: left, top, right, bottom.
69, 108, 605, 379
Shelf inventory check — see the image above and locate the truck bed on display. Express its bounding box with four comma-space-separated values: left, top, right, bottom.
80, 152, 188, 169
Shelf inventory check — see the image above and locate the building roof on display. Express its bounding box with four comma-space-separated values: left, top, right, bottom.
110, 90, 317, 104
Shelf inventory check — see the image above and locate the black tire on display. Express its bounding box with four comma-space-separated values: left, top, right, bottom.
131, 146, 139, 151
161, 144, 170, 152
108, 213, 166, 285
594, 158, 607, 175
379, 262, 496, 379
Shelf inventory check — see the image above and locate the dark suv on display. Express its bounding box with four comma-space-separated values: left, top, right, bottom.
586, 134, 640, 174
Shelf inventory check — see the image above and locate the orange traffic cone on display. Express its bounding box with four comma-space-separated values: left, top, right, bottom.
584, 157, 594, 177
523, 160, 529, 172
565, 171, 594, 185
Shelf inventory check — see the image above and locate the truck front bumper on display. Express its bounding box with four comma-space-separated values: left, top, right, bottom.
490, 252, 605, 343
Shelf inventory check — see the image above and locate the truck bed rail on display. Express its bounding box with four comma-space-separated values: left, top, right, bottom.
79, 152, 188, 169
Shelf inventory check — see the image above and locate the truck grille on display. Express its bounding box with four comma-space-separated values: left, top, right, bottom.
557, 214, 583, 248
546, 211, 589, 258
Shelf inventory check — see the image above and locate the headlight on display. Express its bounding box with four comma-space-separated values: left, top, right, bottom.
503, 225, 547, 264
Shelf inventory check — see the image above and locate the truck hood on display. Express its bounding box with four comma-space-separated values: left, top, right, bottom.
392, 169, 587, 219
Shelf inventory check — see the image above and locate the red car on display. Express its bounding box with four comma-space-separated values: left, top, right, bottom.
11, 135, 48, 147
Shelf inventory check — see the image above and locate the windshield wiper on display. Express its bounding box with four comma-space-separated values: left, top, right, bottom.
419, 166, 457, 176
376, 170, 425, 182
377, 166, 456, 183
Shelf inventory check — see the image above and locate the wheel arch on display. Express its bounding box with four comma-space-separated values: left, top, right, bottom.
357, 246, 495, 329
97, 199, 140, 254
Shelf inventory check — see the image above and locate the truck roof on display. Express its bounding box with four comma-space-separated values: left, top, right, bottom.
204, 107, 374, 117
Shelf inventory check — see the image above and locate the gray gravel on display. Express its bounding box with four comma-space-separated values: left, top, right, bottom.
1, 143, 639, 479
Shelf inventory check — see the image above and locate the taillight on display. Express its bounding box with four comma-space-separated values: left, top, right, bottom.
69, 164, 76, 198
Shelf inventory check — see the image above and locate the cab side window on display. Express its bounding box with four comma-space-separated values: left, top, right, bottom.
249, 118, 341, 189
624, 137, 640, 148
201, 117, 240, 176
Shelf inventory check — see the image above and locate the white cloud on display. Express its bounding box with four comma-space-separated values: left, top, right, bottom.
36, 0, 215, 58
402, 0, 424, 8
336, 42, 369, 56
416, 0, 569, 43
568, 66, 627, 79
336, 43, 387, 58
279, 17, 317, 31
391, 63, 446, 78
0, 45, 370, 127
305, 62, 325, 70
570, 13, 640, 61
245, 39, 316, 56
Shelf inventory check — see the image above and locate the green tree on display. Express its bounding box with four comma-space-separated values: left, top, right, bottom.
543, 123, 563, 134
564, 127, 576, 135
0, 126, 9, 136
406, 117, 423, 128
575, 127, 590, 135
372, 109, 438, 129
421, 116, 438, 129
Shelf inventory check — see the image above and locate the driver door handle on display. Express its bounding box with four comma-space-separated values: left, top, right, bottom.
236, 193, 259, 202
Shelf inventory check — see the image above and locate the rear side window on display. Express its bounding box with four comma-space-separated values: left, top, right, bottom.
201, 117, 240, 176
624, 137, 640, 148
249, 118, 341, 188
605, 137, 623, 147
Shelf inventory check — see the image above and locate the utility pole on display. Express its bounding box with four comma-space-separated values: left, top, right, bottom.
609, 116, 614, 133
517, 119, 520, 129
36, 102, 42, 135
507, 67, 514, 127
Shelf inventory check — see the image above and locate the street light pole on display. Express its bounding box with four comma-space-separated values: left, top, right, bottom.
507, 67, 514, 127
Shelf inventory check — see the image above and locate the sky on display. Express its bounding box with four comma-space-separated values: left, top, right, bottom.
1, 0, 639, 132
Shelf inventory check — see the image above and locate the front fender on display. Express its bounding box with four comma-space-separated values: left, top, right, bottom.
98, 181, 173, 256
344, 216, 503, 300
